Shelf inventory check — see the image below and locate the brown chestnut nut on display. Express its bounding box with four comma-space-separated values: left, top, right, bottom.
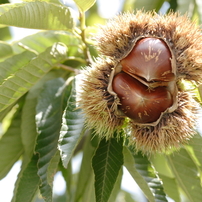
121, 37, 174, 82
112, 72, 173, 123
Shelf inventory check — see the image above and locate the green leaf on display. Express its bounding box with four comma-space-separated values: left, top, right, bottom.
132, 0, 164, 11
58, 78, 85, 168
167, 148, 202, 202
0, 51, 36, 85
73, 0, 96, 12
0, 42, 67, 113
108, 167, 123, 202
159, 175, 180, 202
12, 31, 80, 56
150, 154, 180, 202
188, 134, 202, 168
47, 150, 61, 187
177, 0, 194, 16
0, 41, 12, 59
116, 190, 137, 202
21, 69, 68, 160
92, 135, 124, 202
21, 90, 40, 160
12, 31, 81, 56
74, 133, 98, 202
124, 147, 167, 202
81, 171, 96, 202
0, 104, 24, 180
0, 1, 75, 30
11, 84, 43, 202
11, 154, 40, 202
35, 78, 68, 202
60, 160, 73, 202
195, 0, 202, 24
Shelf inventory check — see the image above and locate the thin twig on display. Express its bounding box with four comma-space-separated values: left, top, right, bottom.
58, 64, 81, 74
79, 11, 93, 65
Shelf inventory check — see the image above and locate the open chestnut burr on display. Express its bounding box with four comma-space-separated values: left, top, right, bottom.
79, 11, 202, 153
111, 37, 178, 125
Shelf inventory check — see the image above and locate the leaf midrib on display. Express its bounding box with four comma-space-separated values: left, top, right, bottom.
167, 156, 194, 202
99, 140, 111, 202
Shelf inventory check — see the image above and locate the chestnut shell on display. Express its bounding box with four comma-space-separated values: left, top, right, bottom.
121, 38, 175, 82
112, 72, 173, 123
108, 37, 178, 126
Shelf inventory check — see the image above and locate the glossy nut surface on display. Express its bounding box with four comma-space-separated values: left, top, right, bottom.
121, 37, 174, 82
112, 72, 173, 123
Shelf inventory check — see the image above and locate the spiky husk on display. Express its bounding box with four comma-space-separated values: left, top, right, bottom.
96, 11, 202, 84
79, 58, 124, 138
79, 11, 202, 154
130, 91, 198, 154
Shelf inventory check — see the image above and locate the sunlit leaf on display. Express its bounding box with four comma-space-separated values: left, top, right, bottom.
0, 42, 67, 113
0, 1, 75, 30
0, 41, 12, 59
35, 78, 68, 202
0, 103, 24, 180
124, 147, 167, 202
92, 135, 124, 202
12, 31, 81, 57
0, 51, 36, 85
58, 78, 85, 168
73, 0, 96, 12
167, 148, 202, 202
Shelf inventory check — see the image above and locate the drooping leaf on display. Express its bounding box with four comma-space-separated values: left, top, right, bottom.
21, 69, 68, 160
59, 159, 73, 202
92, 135, 124, 202
108, 167, 123, 202
0, 103, 24, 180
11, 85, 41, 202
35, 78, 68, 202
73, 0, 96, 12
0, 42, 67, 113
124, 147, 168, 202
188, 133, 202, 168
11, 154, 40, 202
0, 1, 75, 30
74, 133, 98, 202
47, 150, 61, 187
116, 190, 137, 202
21, 85, 42, 160
158, 174, 180, 202
167, 148, 202, 202
150, 154, 180, 202
58, 78, 85, 168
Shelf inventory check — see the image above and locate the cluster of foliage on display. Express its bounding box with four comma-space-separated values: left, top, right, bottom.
0, 0, 202, 202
